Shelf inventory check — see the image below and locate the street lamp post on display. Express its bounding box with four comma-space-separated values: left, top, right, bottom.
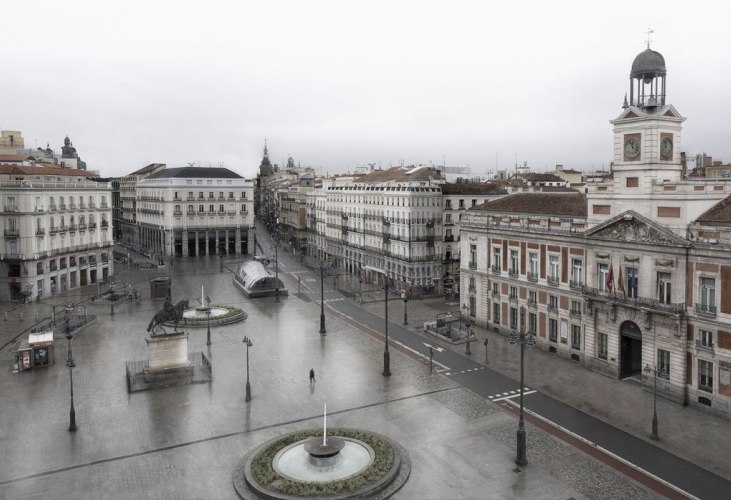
65, 306, 77, 432
205, 308, 211, 346
243, 336, 253, 402
274, 220, 280, 303
508, 306, 535, 466
319, 261, 327, 335
383, 275, 391, 376
401, 289, 408, 326
644, 363, 666, 440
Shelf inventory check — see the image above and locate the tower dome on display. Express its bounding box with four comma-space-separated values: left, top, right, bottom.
627, 47, 667, 109
630, 48, 666, 80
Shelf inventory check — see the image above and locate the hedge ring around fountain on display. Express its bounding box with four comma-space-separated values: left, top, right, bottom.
233, 428, 410, 499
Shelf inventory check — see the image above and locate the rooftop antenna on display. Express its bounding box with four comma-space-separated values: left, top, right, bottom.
645, 28, 654, 49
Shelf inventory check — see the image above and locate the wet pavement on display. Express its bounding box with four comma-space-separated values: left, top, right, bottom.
0, 227, 726, 499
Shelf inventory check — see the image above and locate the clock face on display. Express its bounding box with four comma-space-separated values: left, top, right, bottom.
624, 137, 641, 159
661, 137, 673, 158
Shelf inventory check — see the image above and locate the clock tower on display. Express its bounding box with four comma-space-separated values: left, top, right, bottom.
609, 45, 685, 188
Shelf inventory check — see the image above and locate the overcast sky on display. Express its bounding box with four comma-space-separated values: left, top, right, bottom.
3, 1, 730, 179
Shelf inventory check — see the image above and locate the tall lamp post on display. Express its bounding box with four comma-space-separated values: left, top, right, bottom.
319, 261, 330, 335
401, 289, 408, 326
366, 266, 391, 376
274, 219, 280, 303
508, 306, 535, 466
243, 336, 253, 402
205, 308, 211, 346
644, 363, 666, 440
65, 305, 77, 432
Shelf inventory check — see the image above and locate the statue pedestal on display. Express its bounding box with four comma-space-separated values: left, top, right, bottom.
145, 332, 190, 371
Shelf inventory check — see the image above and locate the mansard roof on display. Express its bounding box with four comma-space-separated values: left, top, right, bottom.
127, 163, 166, 176
470, 191, 587, 217
441, 182, 507, 195
584, 210, 689, 247
695, 195, 731, 224
0, 164, 91, 177
146, 166, 242, 179
354, 166, 443, 184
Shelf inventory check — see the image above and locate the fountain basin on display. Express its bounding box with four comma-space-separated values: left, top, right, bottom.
182, 307, 229, 320
274, 437, 373, 482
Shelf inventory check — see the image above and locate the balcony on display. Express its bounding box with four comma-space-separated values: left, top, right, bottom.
78, 223, 87, 230
68, 224, 78, 232
509, 293, 518, 303
49, 204, 58, 211
527, 299, 537, 309
100, 203, 109, 208
89, 202, 96, 209
582, 287, 686, 315
173, 210, 183, 216
695, 303, 717, 317
382, 218, 391, 226
4, 229, 19, 237
570, 279, 583, 290
547, 304, 559, 314
509, 269, 519, 278
695, 339, 714, 352
59, 204, 67, 211
187, 196, 195, 201
4, 205, 19, 212
492, 290, 500, 299
491, 265, 501, 275
49, 227, 59, 234
58, 225, 68, 233
69, 203, 77, 210
36, 228, 46, 236
35, 206, 45, 212
527, 272, 538, 282
79, 203, 86, 209
547, 276, 560, 286
101, 221, 109, 228
88, 222, 97, 229
469, 261, 477, 270
444, 235, 454, 242
570, 308, 582, 318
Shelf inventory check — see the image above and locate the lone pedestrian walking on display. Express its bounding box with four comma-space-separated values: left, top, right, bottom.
309, 368, 315, 384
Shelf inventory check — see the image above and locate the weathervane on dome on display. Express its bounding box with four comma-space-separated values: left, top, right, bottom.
645, 28, 654, 49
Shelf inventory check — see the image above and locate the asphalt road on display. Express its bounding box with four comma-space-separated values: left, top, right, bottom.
259, 224, 731, 499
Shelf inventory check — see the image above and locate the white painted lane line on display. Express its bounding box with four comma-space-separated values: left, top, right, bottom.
501, 399, 700, 500
492, 390, 537, 402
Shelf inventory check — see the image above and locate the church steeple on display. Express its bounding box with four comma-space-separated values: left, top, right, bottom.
259, 139, 273, 177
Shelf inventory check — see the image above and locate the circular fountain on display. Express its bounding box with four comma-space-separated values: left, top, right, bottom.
163, 285, 247, 328
234, 405, 410, 499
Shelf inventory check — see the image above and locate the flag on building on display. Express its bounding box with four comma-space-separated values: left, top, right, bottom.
631, 269, 638, 298
607, 263, 614, 292
618, 267, 625, 295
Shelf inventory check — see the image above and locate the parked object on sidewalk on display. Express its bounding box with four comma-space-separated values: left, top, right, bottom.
13, 331, 55, 372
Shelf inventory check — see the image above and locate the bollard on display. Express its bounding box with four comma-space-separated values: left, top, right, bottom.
19, 312, 24, 321
3, 311, 7, 321
35, 312, 40, 322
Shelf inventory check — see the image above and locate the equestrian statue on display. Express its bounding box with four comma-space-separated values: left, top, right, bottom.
147, 296, 188, 335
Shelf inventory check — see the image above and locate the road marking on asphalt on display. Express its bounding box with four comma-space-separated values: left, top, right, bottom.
490, 390, 537, 402
501, 399, 700, 500
400, 343, 450, 372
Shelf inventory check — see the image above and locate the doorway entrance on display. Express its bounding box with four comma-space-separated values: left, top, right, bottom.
620, 320, 642, 379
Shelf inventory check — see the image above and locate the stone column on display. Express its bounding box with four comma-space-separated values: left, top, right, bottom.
195, 231, 199, 257
182, 231, 188, 256
235, 227, 242, 255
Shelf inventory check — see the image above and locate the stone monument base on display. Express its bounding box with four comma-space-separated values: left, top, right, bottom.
145, 332, 190, 371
